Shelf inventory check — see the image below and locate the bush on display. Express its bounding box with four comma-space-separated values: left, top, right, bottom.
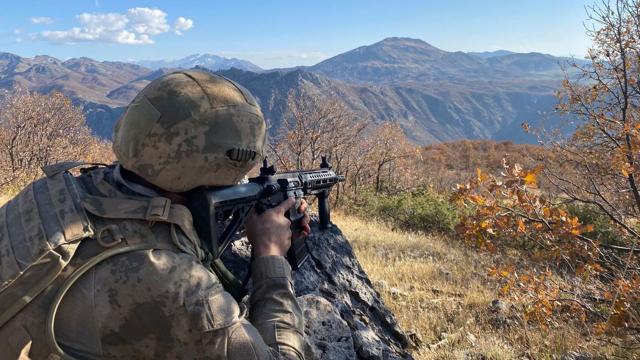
346, 189, 461, 234
564, 203, 625, 246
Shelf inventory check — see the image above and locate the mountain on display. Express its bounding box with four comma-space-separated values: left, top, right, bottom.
310, 37, 487, 84
310, 37, 571, 84
217, 67, 559, 144
0, 38, 575, 144
467, 50, 516, 58
0, 53, 149, 106
134, 54, 262, 73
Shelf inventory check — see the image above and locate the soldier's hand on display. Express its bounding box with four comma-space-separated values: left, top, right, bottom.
246, 197, 296, 257
298, 198, 311, 237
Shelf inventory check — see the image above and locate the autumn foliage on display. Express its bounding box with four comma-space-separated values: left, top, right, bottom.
269, 90, 419, 204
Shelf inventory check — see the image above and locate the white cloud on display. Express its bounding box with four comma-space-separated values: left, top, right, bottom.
127, 8, 170, 35
31, 17, 54, 25
13, 29, 23, 42
38, 7, 187, 45
174, 17, 193, 35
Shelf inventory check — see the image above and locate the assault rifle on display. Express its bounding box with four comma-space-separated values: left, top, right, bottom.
187, 156, 344, 300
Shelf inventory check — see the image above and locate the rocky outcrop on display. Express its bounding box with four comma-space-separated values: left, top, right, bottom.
222, 219, 413, 360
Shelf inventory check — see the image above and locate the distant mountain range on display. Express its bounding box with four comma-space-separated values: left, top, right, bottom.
133, 54, 263, 73
0, 37, 582, 144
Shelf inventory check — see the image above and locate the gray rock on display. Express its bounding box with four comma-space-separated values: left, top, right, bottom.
560, 351, 596, 360
405, 330, 423, 348
223, 219, 413, 359
374, 280, 389, 290
438, 269, 454, 281
489, 299, 509, 313
389, 287, 406, 298
299, 294, 356, 360
488, 299, 515, 329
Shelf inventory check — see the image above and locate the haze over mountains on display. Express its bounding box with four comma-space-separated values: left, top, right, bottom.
0, 37, 577, 144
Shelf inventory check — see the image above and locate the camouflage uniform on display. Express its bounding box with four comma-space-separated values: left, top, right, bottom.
0, 163, 304, 359
0, 70, 305, 359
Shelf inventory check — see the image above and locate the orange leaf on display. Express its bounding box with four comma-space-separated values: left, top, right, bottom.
501, 283, 510, 295
469, 194, 486, 205
523, 172, 537, 186
517, 219, 526, 233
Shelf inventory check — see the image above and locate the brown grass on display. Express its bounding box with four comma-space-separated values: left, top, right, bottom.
333, 212, 636, 360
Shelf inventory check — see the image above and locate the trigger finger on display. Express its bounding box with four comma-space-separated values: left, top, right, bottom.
298, 199, 308, 213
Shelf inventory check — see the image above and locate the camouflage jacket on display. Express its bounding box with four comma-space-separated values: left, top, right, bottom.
0, 163, 304, 359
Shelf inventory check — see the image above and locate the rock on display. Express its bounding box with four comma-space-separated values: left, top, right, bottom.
489, 299, 509, 313
354, 327, 385, 359
438, 269, 454, 281
299, 294, 356, 360
463, 351, 487, 360
560, 351, 596, 360
389, 287, 406, 298
374, 280, 389, 290
488, 299, 515, 329
222, 219, 413, 359
466, 331, 477, 346
405, 330, 423, 348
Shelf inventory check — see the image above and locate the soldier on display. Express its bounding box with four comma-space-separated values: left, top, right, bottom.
0, 70, 308, 359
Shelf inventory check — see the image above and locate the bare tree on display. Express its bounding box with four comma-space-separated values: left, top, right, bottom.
269, 91, 370, 206
366, 123, 415, 193
0, 88, 113, 193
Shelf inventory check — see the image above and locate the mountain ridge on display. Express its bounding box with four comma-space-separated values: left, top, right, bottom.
0, 37, 574, 144
133, 53, 263, 72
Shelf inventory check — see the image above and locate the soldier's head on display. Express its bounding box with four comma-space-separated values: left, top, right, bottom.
112, 70, 267, 193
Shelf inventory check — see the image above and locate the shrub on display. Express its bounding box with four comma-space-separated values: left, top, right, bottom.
346, 189, 461, 234
564, 203, 625, 247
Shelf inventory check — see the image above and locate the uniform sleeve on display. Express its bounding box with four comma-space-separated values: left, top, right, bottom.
246, 256, 305, 360
192, 256, 304, 360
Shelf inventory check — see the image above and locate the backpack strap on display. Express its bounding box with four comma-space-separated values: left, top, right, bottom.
0, 171, 94, 328
45, 240, 175, 360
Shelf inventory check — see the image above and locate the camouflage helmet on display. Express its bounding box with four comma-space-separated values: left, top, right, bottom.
112, 70, 267, 192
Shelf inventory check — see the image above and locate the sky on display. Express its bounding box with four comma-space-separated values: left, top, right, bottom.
0, 0, 595, 69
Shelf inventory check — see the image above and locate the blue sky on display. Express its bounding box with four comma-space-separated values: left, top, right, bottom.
0, 0, 594, 69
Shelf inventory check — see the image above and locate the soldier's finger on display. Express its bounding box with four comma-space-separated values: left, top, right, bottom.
302, 212, 311, 226
274, 197, 296, 214
298, 199, 308, 213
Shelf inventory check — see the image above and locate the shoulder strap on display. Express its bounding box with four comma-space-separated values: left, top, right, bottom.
81, 195, 201, 250
41, 161, 108, 178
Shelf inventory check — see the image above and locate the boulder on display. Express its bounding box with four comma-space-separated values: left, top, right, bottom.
222, 219, 413, 359
299, 294, 356, 360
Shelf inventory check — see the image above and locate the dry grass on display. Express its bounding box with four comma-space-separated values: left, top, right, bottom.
333, 212, 636, 360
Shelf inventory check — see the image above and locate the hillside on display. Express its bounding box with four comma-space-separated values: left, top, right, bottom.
0, 37, 572, 144
334, 213, 632, 359
218, 67, 559, 144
